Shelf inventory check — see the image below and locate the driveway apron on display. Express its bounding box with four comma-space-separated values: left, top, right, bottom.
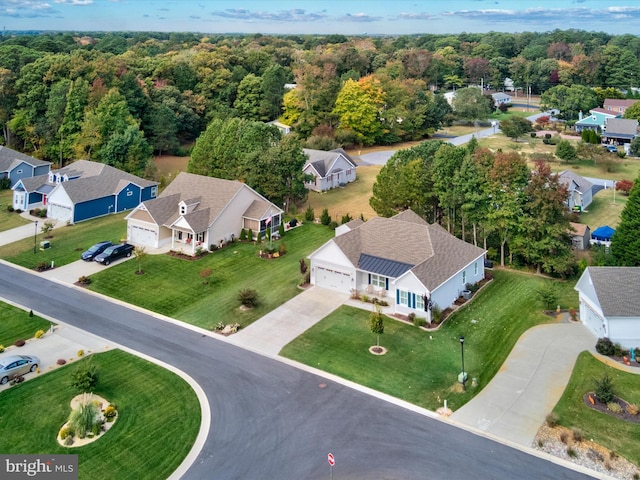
451, 322, 595, 446
229, 287, 348, 356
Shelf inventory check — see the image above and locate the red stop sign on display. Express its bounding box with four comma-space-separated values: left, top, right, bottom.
328, 453, 335, 466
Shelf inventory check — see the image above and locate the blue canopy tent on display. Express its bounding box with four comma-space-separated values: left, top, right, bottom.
591, 225, 615, 242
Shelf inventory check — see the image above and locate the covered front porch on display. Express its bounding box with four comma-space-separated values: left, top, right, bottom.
171, 227, 207, 255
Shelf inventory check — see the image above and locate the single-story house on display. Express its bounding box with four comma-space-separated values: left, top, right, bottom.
603, 98, 639, 115
575, 108, 619, 133
0, 146, 51, 188
125, 172, 283, 255
575, 267, 640, 349
569, 222, 590, 250
303, 148, 357, 192
13, 160, 158, 224
590, 225, 615, 248
601, 118, 639, 146
267, 120, 291, 135
308, 209, 486, 320
492, 92, 511, 106
558, 170, 593, 212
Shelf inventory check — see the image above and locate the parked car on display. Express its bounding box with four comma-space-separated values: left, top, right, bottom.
81, 241, 113, 261
0, 354, 40, 384
603, 145, 618, 153
94, 243, 134, 266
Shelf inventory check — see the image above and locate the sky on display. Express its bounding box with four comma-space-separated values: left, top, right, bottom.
1, 0, 640, 35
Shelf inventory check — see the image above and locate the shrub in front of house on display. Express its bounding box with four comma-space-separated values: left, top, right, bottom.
328, 221, 338, 230
248, 229, 254, 241
595, 337, 615, 356
14, 339, 25, 347
320, 208, 331, 225
304, 206, 315, 222
77, 276, 92, 285
240, 228, 247, 241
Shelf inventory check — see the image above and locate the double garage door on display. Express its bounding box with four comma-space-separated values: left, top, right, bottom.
48, 202, 73, 223
129, 225, 157, 247
582, 302, 606, 338
315, 266, 351, 292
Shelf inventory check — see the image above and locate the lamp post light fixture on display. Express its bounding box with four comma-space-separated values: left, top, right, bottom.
33, 220, 38, 254
459, 335, 466, 391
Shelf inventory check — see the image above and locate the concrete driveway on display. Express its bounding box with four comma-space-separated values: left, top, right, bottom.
229, 287, 348, 356
451, 322, 595, 446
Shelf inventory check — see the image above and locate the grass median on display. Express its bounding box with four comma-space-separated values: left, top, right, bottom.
0, 349, 200, 480
281, 269, 578, 411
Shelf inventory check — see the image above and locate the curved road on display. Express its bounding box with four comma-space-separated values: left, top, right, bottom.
0, 263, 595, 479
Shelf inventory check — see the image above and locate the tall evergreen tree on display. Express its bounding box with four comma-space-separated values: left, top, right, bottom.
611, 173, 640, 266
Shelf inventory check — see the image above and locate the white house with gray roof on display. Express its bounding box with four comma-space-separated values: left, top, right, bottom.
14, 160, 157, 223
308, 209, 486, 319
558, 170, 593, 213
575, 267, 640, 349
303, 148, 357, 192
125, 172, 282, 255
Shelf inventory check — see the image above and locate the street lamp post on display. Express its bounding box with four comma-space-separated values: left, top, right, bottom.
459, 335, 466, 391
33, 220, 38, 254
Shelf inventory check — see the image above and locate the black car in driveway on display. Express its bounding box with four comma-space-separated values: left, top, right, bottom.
94, 243, 134, 266
81, 241, 113, 261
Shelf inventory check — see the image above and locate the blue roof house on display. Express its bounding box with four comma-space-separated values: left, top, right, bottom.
13, 160, 158, 224
590, 225, 615, 248
0, 146, 51, 188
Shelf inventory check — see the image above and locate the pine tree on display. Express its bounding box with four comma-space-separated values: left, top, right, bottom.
611, 173, 640, 266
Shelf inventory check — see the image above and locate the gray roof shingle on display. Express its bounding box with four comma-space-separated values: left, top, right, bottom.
559, 170, 593, 194
588, 267, 640, 317
0, 146, 50, 172
332, 211, 486, 291
303, 148, 357, 178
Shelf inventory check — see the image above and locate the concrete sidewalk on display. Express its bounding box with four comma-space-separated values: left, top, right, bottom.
228, 287, 348, 356
451, 322, 595, 446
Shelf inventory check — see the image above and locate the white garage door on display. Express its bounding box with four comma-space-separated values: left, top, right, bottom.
48, 202, 72, 223
316, 266, 351, 292
130, 225, 157, 247
582, 303, 606, 338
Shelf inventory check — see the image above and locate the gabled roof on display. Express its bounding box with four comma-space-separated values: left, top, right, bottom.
583, 267, 640, 317
330, 210, 485, 291
603, 99, 638, 109
0, 146, 50, 173
558, 170, 593, 194
137, 172, 281, 231
592, 225, 615, 240
51, 160, 157, 203
303, 148, 357, 178
604, 118, 638, 137
492, 92, 511, 100
569, 222, 589, 236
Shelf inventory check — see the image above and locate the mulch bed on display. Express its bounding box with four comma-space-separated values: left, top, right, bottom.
166, 250, 208, 260
583, 393, 640, 423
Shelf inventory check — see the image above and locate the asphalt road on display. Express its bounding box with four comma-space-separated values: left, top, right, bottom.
0, 263, 596, 480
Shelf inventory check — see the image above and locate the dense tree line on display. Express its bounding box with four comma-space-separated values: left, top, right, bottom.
0, 29, 639, 174
370, 141, 575, 275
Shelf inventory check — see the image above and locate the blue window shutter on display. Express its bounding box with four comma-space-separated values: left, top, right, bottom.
411, 293, 416, 308
368, 274, 371, 284
385, 278, 389, 290
396, 289, 400, 304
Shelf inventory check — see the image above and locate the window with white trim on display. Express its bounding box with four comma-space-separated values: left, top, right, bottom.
151, 186, 158, 197
196, 232, 205, 242
398, 290, 408, 306
371, 274, 385, 288
416, 294, 424, 310
474, 262, 478, 275
462, 270, 466, 284
127, 190, 133, 196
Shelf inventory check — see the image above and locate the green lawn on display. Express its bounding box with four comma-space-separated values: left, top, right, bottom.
552, 352, 640, 467
579, 188, 628, 229
0, 189, 30, 231
0, 349, 200, 480
87, 223, 333, 329
281, 269, 578, 411
0, 213, 127, 269
0, 302, 53, 346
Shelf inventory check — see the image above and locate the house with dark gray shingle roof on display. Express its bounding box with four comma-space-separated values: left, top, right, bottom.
601, 118, 639, 146
575, 267, 640, 349
16, 160, 158, 223
303, 148, 357, 192
308, 209, 486, 319
558, 170, 593, 212
125, 172, 282, 255
0, 146, 50, 188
